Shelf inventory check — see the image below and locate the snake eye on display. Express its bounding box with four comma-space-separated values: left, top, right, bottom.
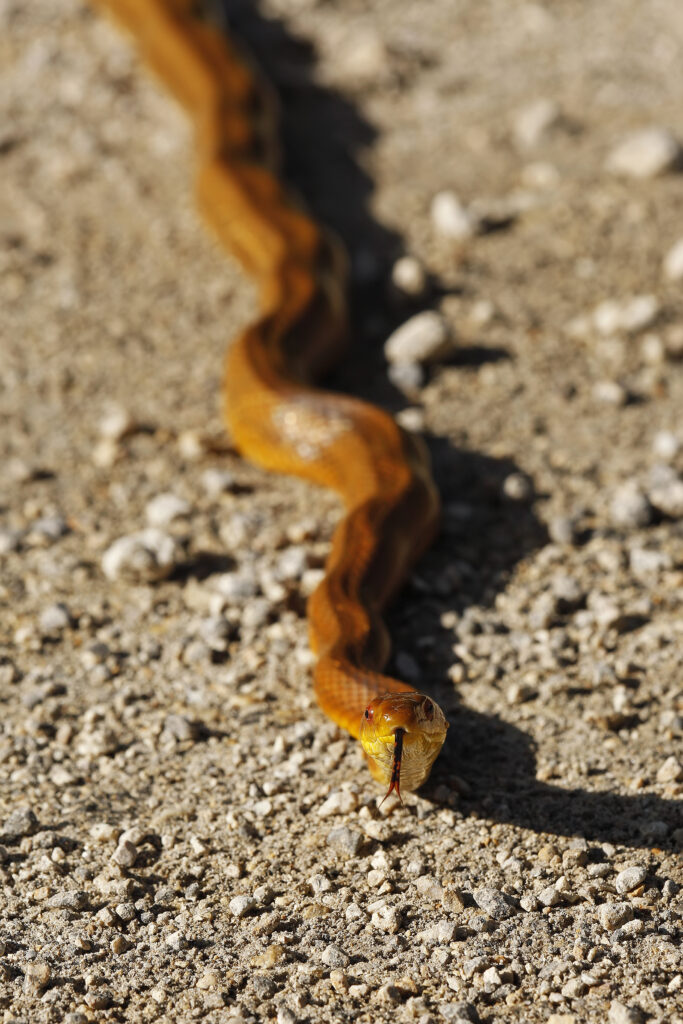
364, 707, 373, 720
423, 698, 434, 720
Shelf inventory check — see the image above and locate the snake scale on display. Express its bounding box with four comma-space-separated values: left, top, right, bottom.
92, 0, 448, 799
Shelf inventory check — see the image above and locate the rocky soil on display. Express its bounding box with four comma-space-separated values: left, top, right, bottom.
1, 1, 682, 1022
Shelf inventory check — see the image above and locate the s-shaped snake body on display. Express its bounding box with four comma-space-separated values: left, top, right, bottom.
93, 0, 448, 799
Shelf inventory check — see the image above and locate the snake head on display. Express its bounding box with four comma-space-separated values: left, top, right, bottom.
359, 691, 448, 802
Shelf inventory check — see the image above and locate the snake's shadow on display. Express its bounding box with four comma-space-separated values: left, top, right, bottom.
217, 3, 681, 853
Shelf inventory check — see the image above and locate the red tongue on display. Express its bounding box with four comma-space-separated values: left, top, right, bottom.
379, 728, 404, 806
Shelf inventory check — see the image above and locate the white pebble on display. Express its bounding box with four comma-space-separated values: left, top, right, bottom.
39, 602, 71, 633
391, 256, 427, 298
606, 127, 682, 179
663, 237, 683, 281
593, 380, 627, 406
615, 865, 647, 894
201, 468, 237, 497
430, 191, 479, 241
229, 894, 256, 918
609, 482, 651, 529
593, 295, 659, 335
102, 529, 181, 582
318, 790, 358, 818
145, 493, 191, 528
652, 431, 680, 460
98, 404, 135, 440
649, 478, 683, 518
514, 98, 561, 149
395, 407, 426, 433
384, 311, 453, 366
656, 755, 682, 783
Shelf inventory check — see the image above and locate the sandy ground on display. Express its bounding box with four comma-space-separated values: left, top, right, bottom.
1, 1, 682, 1022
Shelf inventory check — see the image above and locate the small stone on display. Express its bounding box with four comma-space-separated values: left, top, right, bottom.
197, 971, 220, 990
548, 516, 578, 545
201, 468, 237, 497
562, 977, 587, 999
420, 919, 456, 944
336, 28, 388, 87
166, 930, 187, 951
102, 529, 181, 582
321, 943, 349, 969
430, 190, 479, 241
629, 547, 672, 575
482, 965, 502, 988
609, 482, 651, 529
317, 791, 358, 818
24, 960, 51, 991
391, 256, 428, 298
229, 894, 256, 918
47, 890, 88, 911
110, 936, 129, 954
85, 990, 113, 1010
4, 807, 39, 837
663, 237, 683, 281
472, 886, 514, 920
506, 682, 536, 704
326, 825, 362, 856
514, 97, 561, 148
98, 404, 135, 440
608, 1000, 645, 1024
145, 493, 191, 528
593, 295, 659, 335
0, 527, 21, 554
39, 602, 71, 633
163, 714, 200, 743
598, 902, 633, 931
112, 840, 138, 868
384, 311, 453, 366
387, 361, 425, 393
371, 904, 401, 933
378, 983, 402, 1006
652, 430, 680, 459
656, 755, 683, 783
593, 380, 627, 406
537, 884, 562, 908
648, 478, 683, 519
606, 127, 682, 178
502, 472, 533, 501
615, 866, 648, 894
115, 901, 137, 922
395, 407, 426, 433
30, 515, 69, 544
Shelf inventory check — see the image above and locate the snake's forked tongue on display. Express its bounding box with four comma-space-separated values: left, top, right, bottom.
380, 728, 404, 806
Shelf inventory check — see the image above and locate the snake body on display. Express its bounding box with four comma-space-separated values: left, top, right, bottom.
94, 0, 448, 796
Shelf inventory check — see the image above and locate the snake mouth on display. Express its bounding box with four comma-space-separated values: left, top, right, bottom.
379, 728, 405, 806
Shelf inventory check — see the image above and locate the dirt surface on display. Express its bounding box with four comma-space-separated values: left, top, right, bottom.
1, 1, 682, 1022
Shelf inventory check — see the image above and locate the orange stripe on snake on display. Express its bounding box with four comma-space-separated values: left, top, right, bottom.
92, 0, 448, 798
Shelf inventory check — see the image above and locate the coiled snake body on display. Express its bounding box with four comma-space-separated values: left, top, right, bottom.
93, 0, 448, 798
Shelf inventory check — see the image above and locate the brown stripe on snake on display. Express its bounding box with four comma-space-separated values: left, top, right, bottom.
92, 0, 448, 798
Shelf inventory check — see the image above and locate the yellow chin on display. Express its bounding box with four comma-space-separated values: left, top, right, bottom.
359, 691, 448, 797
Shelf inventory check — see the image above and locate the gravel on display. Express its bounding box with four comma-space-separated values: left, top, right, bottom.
605, 127, 683, 178
2, 3, 683, 1024
384, 310, 453, 365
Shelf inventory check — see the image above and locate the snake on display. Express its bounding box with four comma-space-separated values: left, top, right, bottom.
92, 0, 448, 800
